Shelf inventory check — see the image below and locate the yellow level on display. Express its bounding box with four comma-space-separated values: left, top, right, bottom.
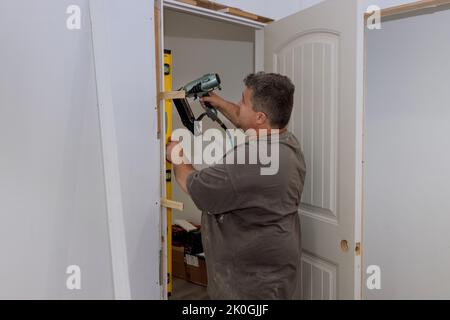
164, 49, 173, 296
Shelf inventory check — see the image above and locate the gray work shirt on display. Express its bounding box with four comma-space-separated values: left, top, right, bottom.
186, 130, 306, 300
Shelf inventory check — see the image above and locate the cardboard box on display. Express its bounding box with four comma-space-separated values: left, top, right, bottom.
185, 253, 208, 287
171, 220, 207, 287
172, 245, 187, 280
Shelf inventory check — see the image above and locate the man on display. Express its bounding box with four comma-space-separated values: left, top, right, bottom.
166, 72, 306, 300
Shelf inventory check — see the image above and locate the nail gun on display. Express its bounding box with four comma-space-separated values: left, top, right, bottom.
172, 73, 227, 134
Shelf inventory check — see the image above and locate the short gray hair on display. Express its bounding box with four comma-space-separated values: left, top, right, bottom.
244, 72, 295, 128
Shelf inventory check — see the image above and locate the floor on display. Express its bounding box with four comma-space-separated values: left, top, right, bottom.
169, 277, 209, 300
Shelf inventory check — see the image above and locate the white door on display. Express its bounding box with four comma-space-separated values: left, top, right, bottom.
264, 0, 364, 299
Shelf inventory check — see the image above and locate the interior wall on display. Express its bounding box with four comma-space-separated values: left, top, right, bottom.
0, 0, 161, 299
364, 8, 450, 299
0, 0, 113, 299
164, 9, 254, 225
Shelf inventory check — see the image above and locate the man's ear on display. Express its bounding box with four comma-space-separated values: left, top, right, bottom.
256, 112, 268, 125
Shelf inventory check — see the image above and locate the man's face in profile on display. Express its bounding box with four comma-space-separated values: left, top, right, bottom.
237, 87, 258, 131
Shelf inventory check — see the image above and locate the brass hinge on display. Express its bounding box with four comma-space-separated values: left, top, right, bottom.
355, 242, 361, 256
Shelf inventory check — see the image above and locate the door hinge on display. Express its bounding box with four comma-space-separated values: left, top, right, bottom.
355, 242, 361, 256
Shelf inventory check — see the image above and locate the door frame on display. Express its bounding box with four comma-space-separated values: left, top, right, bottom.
161, 0, 267, 72
155, 0, 269, 299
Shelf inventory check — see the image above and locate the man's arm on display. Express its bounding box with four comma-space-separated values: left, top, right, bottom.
166, 139, 240, 214
173, 163, 195, 194
166, 139, 196, 194
201, 92, 240, 128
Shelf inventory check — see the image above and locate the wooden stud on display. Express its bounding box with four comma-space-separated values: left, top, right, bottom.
175, 0, 273, 23
159, 90, 186, 101
218, 7, 259, 20
161, 198, 184, 211
195, 0, 226, 11
177, 0, 198, 5
365, 0, 450, 20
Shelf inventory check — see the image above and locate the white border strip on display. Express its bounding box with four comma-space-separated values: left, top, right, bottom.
89, 0, 131, 300
163, 0, 266, 29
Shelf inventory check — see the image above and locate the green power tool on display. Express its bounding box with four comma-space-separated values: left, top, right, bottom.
173, 73, 227, 134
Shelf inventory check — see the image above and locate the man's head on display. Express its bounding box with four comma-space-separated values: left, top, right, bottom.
237, 72, 295, 131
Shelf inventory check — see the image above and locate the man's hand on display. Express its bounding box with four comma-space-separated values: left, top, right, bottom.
166, 138, 195, 194
200, 92, 226, 110
200, 92, 240, 127
166, 138, 182, 164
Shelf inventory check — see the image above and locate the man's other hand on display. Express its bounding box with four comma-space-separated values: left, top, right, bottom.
166, 138, 183, 164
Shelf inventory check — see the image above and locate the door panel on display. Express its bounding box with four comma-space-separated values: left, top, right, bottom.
264, 0, 362, 299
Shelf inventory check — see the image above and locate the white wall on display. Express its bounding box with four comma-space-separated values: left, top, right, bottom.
364, 8, 450, 299
164, 9, 254, 225
0, 0, 114, 299
0, 0, 161, 299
